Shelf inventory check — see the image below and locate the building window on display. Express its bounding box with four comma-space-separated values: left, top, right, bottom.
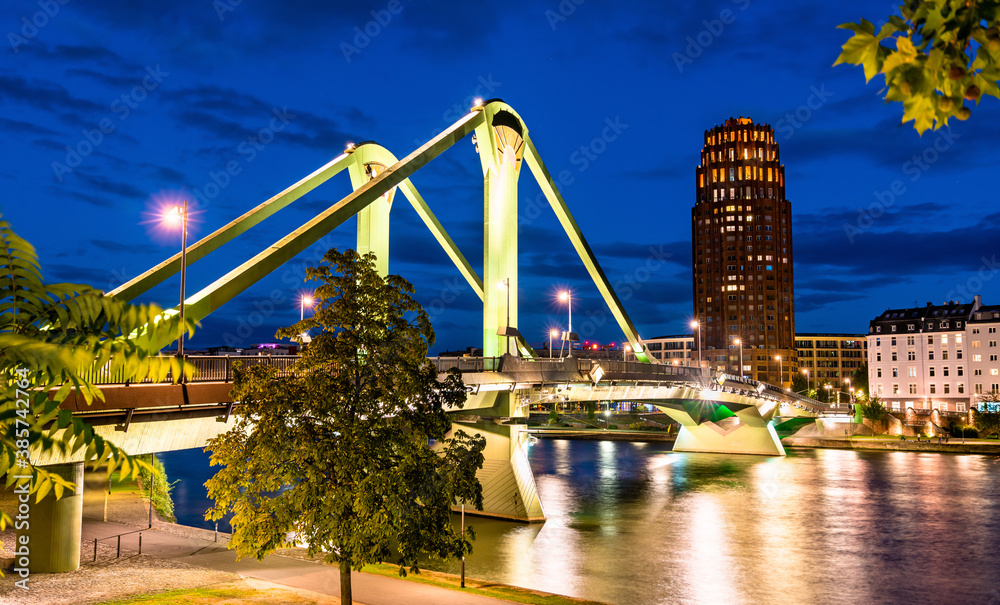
908, 367, 917, 377
958, 403, 966, 412
974, 354, 982, 362
909, 384, 917, 394
958, 383, 965, 394
908, 351, 916, 361
944, 367, 950, 377
929, 367, 935, 377
876, 352, 882, 362
876, 337, 881, 347
877, 368, 882, 378
892, 367, 898, 378
907, 336, 915, 345
930, 384, 936, 394
893, 384, 899, 394
944, 384, 950, 394
892, 352, 898, 361
891, 337, 897, 346
943, 350, 949, 360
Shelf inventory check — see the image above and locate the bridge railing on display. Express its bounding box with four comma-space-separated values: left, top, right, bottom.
80, 355, 300, 386
429, 357, 503, 373
576, 358, 706, 381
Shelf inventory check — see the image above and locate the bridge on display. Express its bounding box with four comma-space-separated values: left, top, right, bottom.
30, 99, 826, 572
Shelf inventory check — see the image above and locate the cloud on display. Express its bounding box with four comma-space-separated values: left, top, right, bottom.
0, 117, 57, 137
73, 172, 148, 199
0, 75, 104, 114
90, 239, 161, 255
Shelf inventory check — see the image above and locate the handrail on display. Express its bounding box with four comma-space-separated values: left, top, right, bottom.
93, 528, 144, 561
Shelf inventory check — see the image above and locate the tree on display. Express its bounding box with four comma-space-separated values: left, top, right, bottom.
852, 363, 869, 400
0, 215, 192, 553
859, 394, 890, 424
974, 392, 1000, 438
205, 249, 486, 605
835, 1, 1000, 134
790, 371, 809, 395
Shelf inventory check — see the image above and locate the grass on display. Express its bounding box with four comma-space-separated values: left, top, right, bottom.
360, 562, 607, 605
95, 582, 334, 604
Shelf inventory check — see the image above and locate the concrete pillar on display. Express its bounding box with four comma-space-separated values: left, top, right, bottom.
476, 106, 525, 358
22, 462, 84, 572
449, 421, 544, 522
81, 467, 109, 522
348, 145, 397, 277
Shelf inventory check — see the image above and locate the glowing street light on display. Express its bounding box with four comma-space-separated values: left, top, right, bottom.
300, 295, 315, 321
775, 355, 783, 389
163, 201, 188, 362
624, 343, 631, 361
559, 290, 573, 357
549, 329, 559, 359
802, 368, 811, 395
690, 319, 702, 369
731, 336, 743, 377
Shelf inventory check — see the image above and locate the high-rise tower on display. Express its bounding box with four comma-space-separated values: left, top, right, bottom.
692, 117, 795, 387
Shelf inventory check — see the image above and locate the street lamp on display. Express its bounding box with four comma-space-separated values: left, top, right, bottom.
496, 279, 521, 356
163, 202, 188, 361
731, 336, 743, 377
549, 329, 558, 359
559, 290, 574, 357
775, 355, 783, 389
623, 343, 631, 361
802, 369, 810, 395
299, 295, 314, 321
690, 320, 702, 369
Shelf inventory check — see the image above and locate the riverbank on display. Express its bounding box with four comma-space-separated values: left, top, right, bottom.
782, 436, 1000, 454
527, 428, 675, 442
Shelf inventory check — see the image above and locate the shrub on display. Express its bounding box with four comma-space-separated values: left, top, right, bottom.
949, 425, 978, 439
607, 424, 619, 430
626, 422, 647, 431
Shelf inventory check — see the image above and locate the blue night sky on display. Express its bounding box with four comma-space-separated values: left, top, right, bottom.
3, 0, 999, 353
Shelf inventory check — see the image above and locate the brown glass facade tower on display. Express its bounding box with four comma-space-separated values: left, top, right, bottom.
692, 117, 796, 387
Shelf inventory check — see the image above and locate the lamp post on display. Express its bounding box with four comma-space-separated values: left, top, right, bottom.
164, 202, 188, 362
300, 295, 314, 321
803, 369, 810, 396
549, 329, 558, 359
498, 279, 512, 355
775, 355, 783, 389
731, 336, 743, 377
690, 320, 702, 369
623, 343, 631, 361
559, 290, 573, 357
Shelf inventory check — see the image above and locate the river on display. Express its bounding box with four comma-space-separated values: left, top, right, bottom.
161, 440, 1000, 605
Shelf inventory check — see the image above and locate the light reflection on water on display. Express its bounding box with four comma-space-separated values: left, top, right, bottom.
424, 440, 1000, 605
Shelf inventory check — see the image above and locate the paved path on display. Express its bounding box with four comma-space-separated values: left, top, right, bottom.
82, 520, 518, 605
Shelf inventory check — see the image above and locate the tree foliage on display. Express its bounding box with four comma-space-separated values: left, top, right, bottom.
0, 215, 193, 536
974, 392, 1000, 437
205, 249, 485, 605
790, 371, 809, 395
859, 394, 890, 423
852, 363, 869, 400
835, 0, 1000, 133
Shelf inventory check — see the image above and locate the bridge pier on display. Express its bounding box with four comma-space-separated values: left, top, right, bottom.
20, 462, 84, 572
448, 421, 544, 523
655, 402, 786, 456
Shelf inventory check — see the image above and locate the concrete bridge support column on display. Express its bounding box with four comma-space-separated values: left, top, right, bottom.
348, 144, 397, 277
449, 421, 544, 522
21, 462, 84, 572
476, 106, 525, 357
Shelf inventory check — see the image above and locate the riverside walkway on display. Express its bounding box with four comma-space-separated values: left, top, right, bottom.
77, 519, 526, 605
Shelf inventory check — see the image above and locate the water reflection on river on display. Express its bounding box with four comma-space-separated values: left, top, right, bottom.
424, 439, 1000, 605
